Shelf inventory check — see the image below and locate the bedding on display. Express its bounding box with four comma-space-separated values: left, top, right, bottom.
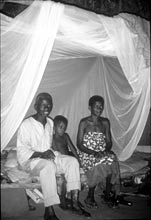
1, 150, 87, 190
119, 151, 151, 179
1, 150, 40, 189
1, 147, 151, 189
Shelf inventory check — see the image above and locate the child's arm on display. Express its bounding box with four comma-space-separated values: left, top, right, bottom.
51, 136, 58, 152
65, 133, 82, 166
65, 133, 78, 157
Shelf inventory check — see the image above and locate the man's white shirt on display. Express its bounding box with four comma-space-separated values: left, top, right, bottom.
17, 117, 54, 167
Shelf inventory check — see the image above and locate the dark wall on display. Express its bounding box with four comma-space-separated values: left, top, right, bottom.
138, 109, 151, 145
0, 0, 150, 20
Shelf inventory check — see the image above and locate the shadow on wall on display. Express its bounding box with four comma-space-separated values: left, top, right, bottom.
138, 109, 151, 146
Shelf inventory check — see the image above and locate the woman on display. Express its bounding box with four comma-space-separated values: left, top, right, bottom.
77, 95, 120, 208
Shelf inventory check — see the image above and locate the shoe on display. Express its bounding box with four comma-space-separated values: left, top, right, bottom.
117, 195, 133, 206
110, 197, 120, 209
103, 192, 119, 209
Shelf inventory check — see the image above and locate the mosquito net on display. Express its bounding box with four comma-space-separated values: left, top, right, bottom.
1, 0, 150, 161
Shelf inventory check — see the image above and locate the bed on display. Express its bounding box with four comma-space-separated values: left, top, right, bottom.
1, 145, 151, 187
119, 146, 151, 179
1, 145, 151, 210
119, 146, 151, 201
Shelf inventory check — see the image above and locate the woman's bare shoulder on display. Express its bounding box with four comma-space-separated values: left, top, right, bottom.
99, 117, 110, 125
80, 116, 90, 125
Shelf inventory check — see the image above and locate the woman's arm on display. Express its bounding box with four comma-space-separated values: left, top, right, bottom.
76, 119, 97, 156
103, 118, 112, 151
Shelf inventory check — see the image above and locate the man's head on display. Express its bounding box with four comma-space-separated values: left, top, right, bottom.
34, 93, 53, 117
54, 115, 68, 136
88, 95, 104, 116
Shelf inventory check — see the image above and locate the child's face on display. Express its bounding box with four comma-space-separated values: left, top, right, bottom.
55, 121, 67, 136
90, 101, 104, 117
37, 99, 52, 117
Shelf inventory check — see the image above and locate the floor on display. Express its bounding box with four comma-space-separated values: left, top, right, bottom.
1, 186, 150, 220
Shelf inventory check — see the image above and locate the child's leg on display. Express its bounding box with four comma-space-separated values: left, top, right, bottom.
59, 178, 67, 209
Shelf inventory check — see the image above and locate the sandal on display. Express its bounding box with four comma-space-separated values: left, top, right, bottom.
103, 194, 119, 209
84, 197, 98, 209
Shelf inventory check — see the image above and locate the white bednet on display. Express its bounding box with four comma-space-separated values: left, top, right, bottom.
1, 0, 150, 161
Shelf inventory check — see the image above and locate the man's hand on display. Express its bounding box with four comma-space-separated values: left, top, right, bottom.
41, 150, 55, 160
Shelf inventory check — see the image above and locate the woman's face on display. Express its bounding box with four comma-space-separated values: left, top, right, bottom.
90, 101, 104, 116
37, 99, 52, 117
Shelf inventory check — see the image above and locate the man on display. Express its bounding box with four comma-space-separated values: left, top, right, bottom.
17, 93, 81, 220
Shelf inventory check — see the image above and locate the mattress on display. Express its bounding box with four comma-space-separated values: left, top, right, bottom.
1, 146, 151, 189
119, 150, 151, 178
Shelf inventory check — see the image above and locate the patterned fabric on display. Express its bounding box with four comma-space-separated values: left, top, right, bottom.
78, 132, 116, 172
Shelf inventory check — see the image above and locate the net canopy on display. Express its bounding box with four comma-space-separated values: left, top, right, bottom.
1, 0, 150, 161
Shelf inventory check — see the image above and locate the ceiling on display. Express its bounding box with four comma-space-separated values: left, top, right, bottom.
0, 0, 150, 20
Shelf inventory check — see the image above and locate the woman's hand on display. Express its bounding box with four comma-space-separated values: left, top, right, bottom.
94, 151, 104, 159
77, 158, 83, 168
41, 150, 55, 160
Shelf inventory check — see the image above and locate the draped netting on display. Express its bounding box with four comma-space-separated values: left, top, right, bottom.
1, 0, 150, 161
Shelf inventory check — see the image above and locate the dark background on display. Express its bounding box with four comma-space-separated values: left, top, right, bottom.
0, 0, 150, 20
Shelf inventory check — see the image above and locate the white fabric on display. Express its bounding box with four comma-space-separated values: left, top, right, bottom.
4, 150, 18, 168
30, 159, 60, 207
53, 153, 81, 192
100, 13, 150, 94
1, 0, 64, 150
1, 0, 150, 161
17, 116, 54, 166
17, 112, 80, 207
31, 156, 80, 207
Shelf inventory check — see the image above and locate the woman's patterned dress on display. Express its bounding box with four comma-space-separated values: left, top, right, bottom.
78, 132, 115, 172
78, 132, 120, 193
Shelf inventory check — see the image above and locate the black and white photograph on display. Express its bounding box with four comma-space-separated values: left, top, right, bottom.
1, 1, 150, 220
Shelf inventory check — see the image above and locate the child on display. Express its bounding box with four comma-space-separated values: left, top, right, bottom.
77, 95, 121, 208
52, 115, 91, 217
52, 115, 81, 165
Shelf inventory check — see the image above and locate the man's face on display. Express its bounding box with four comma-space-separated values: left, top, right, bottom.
90, 101, 104, 116
37, 99, 52, 117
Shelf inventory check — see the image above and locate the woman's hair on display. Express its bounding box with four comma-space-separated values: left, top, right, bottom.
89, 95, 104, 107
35, 93, 53, 107
54, 115, 68, 127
